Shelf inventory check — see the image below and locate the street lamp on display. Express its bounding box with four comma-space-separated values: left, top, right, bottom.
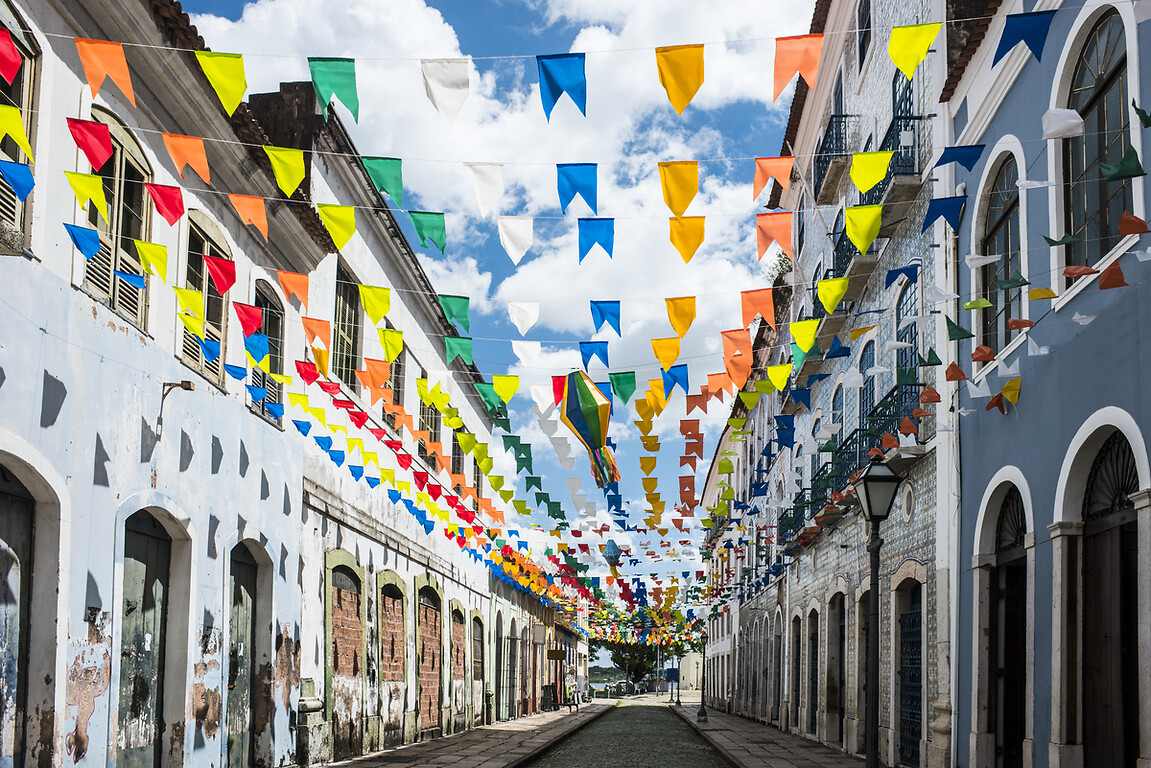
853, 456, 902, 768
697, 632, 708, 722
676, 654, 682, 706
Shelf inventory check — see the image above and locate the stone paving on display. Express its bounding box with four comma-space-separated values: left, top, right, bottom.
330, 702, 612, 768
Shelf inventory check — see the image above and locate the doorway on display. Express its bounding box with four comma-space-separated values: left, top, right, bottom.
226, 544, 258, 768
0, 467, 33, 768
897, 582, 923, 767
989, 486, 1027, 768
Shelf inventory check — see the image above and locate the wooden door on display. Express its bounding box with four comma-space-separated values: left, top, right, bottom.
996, 561, 1026, 768
226, 546, 258, 768
0, 483, 33, 768
118, 512, 171, 768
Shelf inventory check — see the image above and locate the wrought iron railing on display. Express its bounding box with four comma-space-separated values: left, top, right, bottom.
861, 116, 922, 206
813, 115, 850, 196
864, 383, 921, 441
830, 427, 870, 491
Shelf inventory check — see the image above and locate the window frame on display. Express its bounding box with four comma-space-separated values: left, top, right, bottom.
0, 7, 39, 239
332, 261, 362, 389
252, 279, 285, 423
859, 340, 876, 427
857, 0, 871, 70
895, 280, 919, 373
180, 215, 231, 385
979, 156, 1022, 356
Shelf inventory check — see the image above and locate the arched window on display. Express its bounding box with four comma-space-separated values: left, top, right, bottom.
84, 108, 152, 327
995, 485, 1027, 553
1064, 9, 1131, 273
831, 385, 844, 438
472, 617, 484, 681
1082, 430, 1138, 521
981, 157, 1022, 354
253, 280, 284, 420
895, 281, 918, 374
859, 341, 876, 425
181, 214, 230, 385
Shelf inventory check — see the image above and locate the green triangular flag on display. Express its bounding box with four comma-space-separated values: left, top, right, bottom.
362, 157, 403, 206
515, 454, 533, 474
1099, 146, 1146, 181
525, 476, 542, 492
1133, 100, 1151, 129
918, 347, 942, 366
818, 439, 837, 452
445, 336, 473, 366
727, 417, 747, 430
946, 317, 975, 340
408, 211, 447, 255
474, 380, 501, 412
717, 458, 734, 474
1043, 233, 1081, 246
962, 298, 993, 309
438, 294, 470, 333
308, 57, 359, 122
791, 342, 807, 370
993, 270, 1030, 290
502, 434, 521, 452
609, 371, 637, 404
896, 367, 918, 386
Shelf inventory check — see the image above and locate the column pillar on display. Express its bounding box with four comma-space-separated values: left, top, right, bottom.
1129, 490, 1151, 768
1047, 521, 1083, 768
969, 556, 996, 768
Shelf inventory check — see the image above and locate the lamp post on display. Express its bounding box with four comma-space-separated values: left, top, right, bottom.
853, 456, 903, 768
676, 654, 682, 706
697, 632, 708, 721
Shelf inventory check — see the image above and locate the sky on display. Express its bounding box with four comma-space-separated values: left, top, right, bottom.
182, 0, 815, 607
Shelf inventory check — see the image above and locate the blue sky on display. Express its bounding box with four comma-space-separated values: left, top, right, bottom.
185, 0, 811, 601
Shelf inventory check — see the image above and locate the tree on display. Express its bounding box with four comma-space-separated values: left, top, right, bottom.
605, 642, 660, 683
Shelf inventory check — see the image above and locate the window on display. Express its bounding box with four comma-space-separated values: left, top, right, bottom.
417, 367, 440, 464
857, 0, 871, 68
180, 220, 229, 384
980, 157, 1022, 354
84, 110, 151, 327
472, 618, 484, 680
253, 280, 285, 420
0, 8, 38, 239
896, 281, 918, 373
332, 262, 362, 389
859, 341, 876, 426
473, 456, 483, 502
832, 385, 844, 437
387, 345, 405, 431
796, 195, 806, 258
1064, 10, 1131, 273
451, 432, 464, 476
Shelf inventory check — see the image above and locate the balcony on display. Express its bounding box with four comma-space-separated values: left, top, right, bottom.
828, 383, 925, 498
860, 115, 928, 236
813, 115, 852, 205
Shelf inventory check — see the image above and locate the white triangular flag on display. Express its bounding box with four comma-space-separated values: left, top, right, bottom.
1027, 337, 1050, 356
898, 432, 918, 448
571, 493, 586, 508
559, 454, 575, 471
498, 216, 533, 265
1017, 179, 1056, 190
539, 418, 558, 437
898, 314, 930, 331
421, 58, 470, 122
996, 359, 1020, 378
566, 477, 582, 493
966, 379, 991, 398
512, 340, 541, 368
531, 391, 556, 414
1042, 108, 1084, 139
1072, 311, 1096, 325
507, 300, 539, 335
966, 253, 1001, 268
885, 341, 913, 351
841, 368, 865, 388
1133, 248, 1151, 262
464, 162, 504, 217
924, 283, 959, 303
865, 366, 891, 377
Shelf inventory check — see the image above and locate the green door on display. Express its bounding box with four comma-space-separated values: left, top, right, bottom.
226, 545, 258, 768
0, 471, 35, 768
117, 512, 171, 768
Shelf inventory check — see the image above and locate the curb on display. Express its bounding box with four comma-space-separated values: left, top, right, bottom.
669, 704, 743, 768
505, 702, 616, 768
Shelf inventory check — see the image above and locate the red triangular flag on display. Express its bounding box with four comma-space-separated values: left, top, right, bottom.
145, 183, 185, 226
66, 118, 113, 170
944, 362, 967, 382
552, 375, 567, 405
0, 30, 22, 86
396, 453, 413, 470
232, 302, 263, 336
317, 381, 341, 395
1118, 210, 1149, 236
294, 360, 320, 385
203, 255, 236, 293
1099, 261, 1128, 290
349, 411, 369, 428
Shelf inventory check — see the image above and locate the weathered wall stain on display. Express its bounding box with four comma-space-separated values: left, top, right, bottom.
250, 662, 272, 739
34, 706, 54, 768
190, 681, 221, 739
63, 649, 110, 763
274, 625, 300, 714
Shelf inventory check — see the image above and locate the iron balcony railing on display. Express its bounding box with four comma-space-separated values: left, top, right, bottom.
861, 115, 922, 206
813, 115, 851, 197
831, 230, 855, 279
829, 383, 922, 489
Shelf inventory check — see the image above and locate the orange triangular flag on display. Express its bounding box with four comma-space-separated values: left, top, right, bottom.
721, 328, 753, 359
162, 134, 210, 183
75, 39, 135, 105
302, 317, 331, 348
773, 34, 823, 100
753, 156, 794, 199
756, 211, 792, 259
741, 287, 776, 330
277, 270, 309, 311
1099, 261, 1129, 289
228, 194, 268, 241
944, 362, 967, 382
725, 353, 751, 389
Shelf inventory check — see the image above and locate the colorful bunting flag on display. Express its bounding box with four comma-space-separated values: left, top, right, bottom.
203, 255, 236, 294
578, 218, 614, 262
753, 156, 793, 199
264, 146, 306, 197
438, 294, 470, 333
309, 57, 359, 121
817, 277, 849, 314
0, 30, 21, 86
0, 105, 33, 161
359, 286, 391, 325
773, 34, 822, 100
498, 216, 533, 264
590, 300, 621, 335
557, 163, 597, 214
66, 118, 111, 170
756, 211, 792, 259
133, 241, 168, 282
64, 223, 101, 259
409, 211, 447, 255
655, 44, 705, 114
651, 337, 680, 370
145, 183, 184, 226
228, 194, 268, 240
162, 134, 211, 183
845, 205, 882, 255
64, 171, 107, 220
888, 23, 942, 79
741, 287, 775, 330
0, 160, 32, 201
669, 216, 705, 262
537, 53, 587, 119
665, 296, 696, 337
76, 39, 134, 105
194, 51, 246, 116
658, 161, 698, 218
993, 11, 1057, 65
421, 58, 470, 122
362, 157, 402, 205
317, 203, 356, 250
445, 336, 473, 366
850, 151, 893, 193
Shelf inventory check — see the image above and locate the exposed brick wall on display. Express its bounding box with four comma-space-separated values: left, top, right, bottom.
332, 583, 362, 676
380, 590, 404, 683
418, 602, 441, 728
451, 614, 467, 683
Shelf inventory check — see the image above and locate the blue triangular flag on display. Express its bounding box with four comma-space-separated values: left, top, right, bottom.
224, 364, 247, 380
885, 264, 920, 288
292, 419, 311, 436
348, 465, 364, 481
329, 449, 345, 467
589, 299, 621, 335
791, 388, 810, 409
922, 196, 966, 233
579, 340, 609, 370
578, 218, 614, 262
113, 270, 146, 290
537, 53, 587, 119
244, 333, 269, 365
661, 363, 689, 396
993, 11, 1057, 65
366, 476, 381, 488
196, 337, 221, 363
0, 160, 32, 201
558, 163, 597, 214
935, 145, 985, 171
774, 414, 794, 429
314, 436, 333, 451
64, 223, 102, 260
246, 385, 268, 402
264, 403, 285, 419
825, 335, 851, 360
387, 489, 401, 504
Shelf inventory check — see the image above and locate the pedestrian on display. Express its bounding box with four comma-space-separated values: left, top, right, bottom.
565, 664, 579, 712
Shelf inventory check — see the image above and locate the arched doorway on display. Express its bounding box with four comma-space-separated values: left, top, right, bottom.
494, 614, 504, 721
896, 580, 923, 767
790, 615, 801, 730
450, 609, 467, 732
225, 543, 259, 768
1081, 431, 1139, 767
378, 580, 405, 747
0, 464, 34, 767
771, 615, 783, 723
807, 609, 819, 735
855, 589, 871, 755
826, 593, 846, 746
505, 619, 518, 720
471, 617, 484, 726
329, 564, 363, 759
990, 487, 1027, 768
416, 587, 442, 738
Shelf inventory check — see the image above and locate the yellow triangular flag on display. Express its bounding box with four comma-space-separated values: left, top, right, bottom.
651, 337, 681, 370
133, 240, 168, 282
888, 23, 942, 80
1029, 287, 1057, 300
1002, 377, 1022, 405
306, 406, 327, 426
640, 456, 657, 475
194, 51, 247, 116
850, 324, 877, 341
378, 328, 404, 361
263, 146, 306, 197
789, 319, 819, 353
362, 451, 378, 468
270, 373, 293, 385
655, 44, 705, 115
817, 277, 850, 314
359, 285, 391, 325
850, 151, 894, 194
0, 105, 33, 161
287, 392, 309, 408
669, 216, 705, 262
177, 312, 205, 339
846, 205, 883, 255
754, 379, 775, 394
767, 363, 793, 390
492, 374, 519, 403
317, 203, 356, 250
647, 378, 669, 411
346, 437, 364, 456
457, 432, 477, 454
658, 161, 698, 218
312, 346, 330, 379
666, 296, 696, 337
173, 287, 203, 318
64, 171, 107, 220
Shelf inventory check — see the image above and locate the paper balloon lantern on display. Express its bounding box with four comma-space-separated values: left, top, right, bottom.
560, 370, 621, 488
604, 540, 622, 567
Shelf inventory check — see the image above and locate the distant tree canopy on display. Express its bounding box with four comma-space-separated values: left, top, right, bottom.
605, 642, 659, 683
